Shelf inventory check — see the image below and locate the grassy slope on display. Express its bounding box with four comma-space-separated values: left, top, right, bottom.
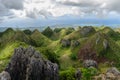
30, 29, 52, 47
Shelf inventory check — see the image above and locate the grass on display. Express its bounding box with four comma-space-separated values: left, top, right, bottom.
0, 59, 9, 72
98, 63, 110, 73
59, 49, 74, 70
30, 29, 52, 47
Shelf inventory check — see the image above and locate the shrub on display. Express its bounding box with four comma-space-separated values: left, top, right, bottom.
60, 67, 76, 80
42, 49, 59, 64
81, 67, 98, 80
69, 53, 77, 60
23, 29, 32, 35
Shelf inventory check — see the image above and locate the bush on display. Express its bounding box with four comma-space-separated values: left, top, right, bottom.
41, 49, 59, 64
81, 67, 98, 80
70, 53, 77, 60
42, 27, 54, 37
60, 67, 76, 80
23, 29, 32, 35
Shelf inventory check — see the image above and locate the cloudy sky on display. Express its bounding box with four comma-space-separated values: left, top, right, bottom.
0, 0, 120, 27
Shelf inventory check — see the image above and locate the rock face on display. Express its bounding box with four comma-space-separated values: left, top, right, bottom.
80, 26, 95, 36
5, 46, 59, 80
93, 67, 120, 80
0, 71, 11, 80
107, 67, 120, 76
103, 39, 109, 49
71, 40, 80, 47
83, 60, 98, 68
60, 39, 71, 47
60, 39, 80, 48
75, 69, 82, 80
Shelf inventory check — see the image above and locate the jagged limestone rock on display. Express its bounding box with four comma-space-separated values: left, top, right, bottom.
96, 33, 100, 45
103, 39, 109, 49
5, 46, 59, 80
106, 72, 116, 80
80, 26, 95, 36
107, 67, 120, 76
60, 39, 71, 47
71, 40, 80, 47
83, 60, 98, 68
93, 67, 120, 80
0, 71, 11, 80
75, 69, 82, 80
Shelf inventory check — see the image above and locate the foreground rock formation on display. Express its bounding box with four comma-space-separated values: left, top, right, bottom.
3, 46, 59, 80
0, 71, 11, 80
94, 67, 120, 80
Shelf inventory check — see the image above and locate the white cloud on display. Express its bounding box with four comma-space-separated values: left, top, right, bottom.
1, 0, 120, 20
22, 0, 120, 18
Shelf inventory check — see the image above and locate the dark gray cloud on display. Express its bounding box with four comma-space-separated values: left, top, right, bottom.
0, 0, 24, 21
55, 0, 101, 7
1, 0, 24, 9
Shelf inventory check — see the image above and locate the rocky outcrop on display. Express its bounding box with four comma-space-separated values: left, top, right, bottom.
103, 39, 109, 49
93, 67, 120, 80
80, 26, 95, 36
75, 69, 82, 80
60, 39, 80, 48
71, 40, 80, 47
0, 71, 11, 80
5, 46, 59, 80
107, 67, 120, 76
83, 60, 98, 68
60, 39, 71, 47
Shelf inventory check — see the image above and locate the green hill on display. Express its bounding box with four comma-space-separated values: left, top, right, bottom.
31, 29, 52, 47
78, 32, 120, 64
100, 27, 120, 41
0, 28, 15, 47
12, 30, 31, 44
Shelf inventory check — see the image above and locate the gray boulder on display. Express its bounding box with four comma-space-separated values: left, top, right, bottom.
60, 39, 71, 47
103, 39, 109, 49
80, 26, 95, 36
0, 71, 11, 80
107, 67, 120, 76
75, 69, 82, 80
83, 60, 98, 68
93, 67, 120, 80
5, 46, 59, 80
71, 40, 80, 47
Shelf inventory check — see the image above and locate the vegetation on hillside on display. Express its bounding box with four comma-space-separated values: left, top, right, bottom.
1, 26, 120, 79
